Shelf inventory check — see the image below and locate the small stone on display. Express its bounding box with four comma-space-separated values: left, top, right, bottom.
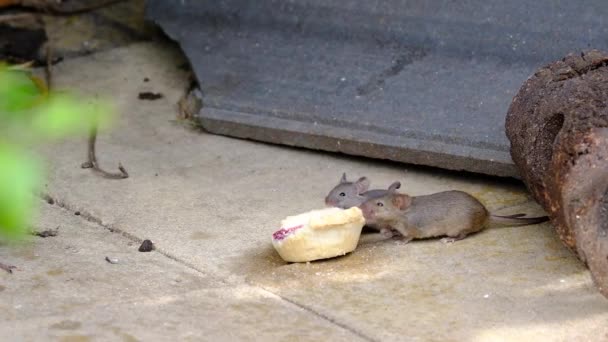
33, 228, 59, 238
74, 211, 81, 216
105, 256, 119, 264
81, 161, 93, 169
138, 239, 155, 252
483, 294, 490, 298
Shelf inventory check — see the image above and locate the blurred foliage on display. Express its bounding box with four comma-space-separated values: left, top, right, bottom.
0, 63, 113, 241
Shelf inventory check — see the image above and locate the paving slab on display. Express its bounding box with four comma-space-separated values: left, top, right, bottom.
0, 204, 364, 341
241, 225, 608, 341
33, 42, 608, 341
146, 0, 608, 177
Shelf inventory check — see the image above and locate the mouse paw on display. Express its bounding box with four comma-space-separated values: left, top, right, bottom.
395, 236, 413, 244
440, 237, 458, 244
380, 228, 395, 238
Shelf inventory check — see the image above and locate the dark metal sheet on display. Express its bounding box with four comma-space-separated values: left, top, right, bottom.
146, 0, 608, 177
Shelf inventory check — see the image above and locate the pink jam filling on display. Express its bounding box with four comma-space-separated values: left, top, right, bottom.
272, 225, 303, 241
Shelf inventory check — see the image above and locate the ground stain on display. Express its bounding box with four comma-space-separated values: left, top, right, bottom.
544, 239, 565, 252
47, 268, 64, 276
31, 275, 48, 290
51, 320, 82, 330
0, 284, 4, 292
11, 248, 39, 261
190, 231, 212, 240
471, 187, 528, 209
356, 49, 427, 96
111, 327, 139, 342
59, 334, 90, 342
226, 245, 286, 283
60, 303, 88, 314
545, 255, 569, 262
228, 238, 404, 291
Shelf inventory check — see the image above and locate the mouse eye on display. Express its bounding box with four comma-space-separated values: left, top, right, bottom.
339, 192, 346, 197
377, 202, 384, 207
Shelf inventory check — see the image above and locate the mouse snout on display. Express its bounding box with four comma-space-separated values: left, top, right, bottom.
325, 196, 336, 207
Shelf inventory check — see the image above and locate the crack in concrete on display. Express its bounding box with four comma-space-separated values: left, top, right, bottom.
256, 287, 378, 342
38, 192, 376, 339
38, 192, 223, 283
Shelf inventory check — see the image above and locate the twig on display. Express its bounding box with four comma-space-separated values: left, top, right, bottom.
81, 125, 129, 179
44, 44, 52, 91
0, 261, 16, 274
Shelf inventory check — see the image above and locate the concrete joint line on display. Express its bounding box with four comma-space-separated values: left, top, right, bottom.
257, 286, 378, 342
38, 192, 224, 284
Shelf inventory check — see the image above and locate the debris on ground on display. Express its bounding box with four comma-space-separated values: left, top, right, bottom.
176, 71, 201, 120
0, 261, 16, 274
41, 193, 55, 205
138, 239, 155, 252
138, 91, 163, 100
105, 256, 119, 264
177, 88, 202, 120
32, 227, 59, 237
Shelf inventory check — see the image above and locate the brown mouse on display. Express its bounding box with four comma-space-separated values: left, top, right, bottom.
324, 173, 401, 209
359, 189, 549, 243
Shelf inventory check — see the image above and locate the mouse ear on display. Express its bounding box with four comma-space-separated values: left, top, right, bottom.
392, 194, 412, 210
388, 181, 401, 192
340, 173, 348, 183
354, 177, 370, 194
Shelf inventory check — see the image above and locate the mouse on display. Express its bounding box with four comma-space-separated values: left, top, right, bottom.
359, 188, 549, 243
324, 173, 401, 209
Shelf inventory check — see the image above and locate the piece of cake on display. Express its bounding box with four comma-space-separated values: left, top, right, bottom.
271, 207, 365, 262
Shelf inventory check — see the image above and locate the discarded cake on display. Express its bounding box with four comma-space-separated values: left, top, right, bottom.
271, 207, 365, 263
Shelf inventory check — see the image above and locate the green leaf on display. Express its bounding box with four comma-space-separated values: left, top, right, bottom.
31, 94, 114, 139
0, 67, 43, 114
0, 144, 42, 240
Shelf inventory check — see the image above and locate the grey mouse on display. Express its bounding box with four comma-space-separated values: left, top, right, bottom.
360, 187, 549, 243
325, 173, 401, 209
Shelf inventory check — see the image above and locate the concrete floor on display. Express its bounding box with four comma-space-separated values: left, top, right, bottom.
1, 42, 607, 341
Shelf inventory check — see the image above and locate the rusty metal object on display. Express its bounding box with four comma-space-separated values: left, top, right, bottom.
506, 50, 608, 297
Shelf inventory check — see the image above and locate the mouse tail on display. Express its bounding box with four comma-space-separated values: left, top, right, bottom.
489, 214, 550, 227
495, 213, 526, 218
